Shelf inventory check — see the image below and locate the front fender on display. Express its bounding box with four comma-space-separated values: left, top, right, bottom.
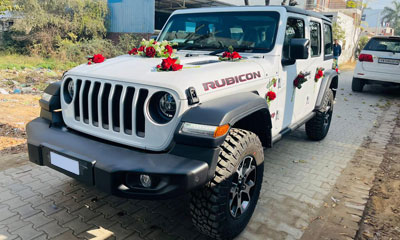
315, 69, 338, 111
174, 92, 272, 148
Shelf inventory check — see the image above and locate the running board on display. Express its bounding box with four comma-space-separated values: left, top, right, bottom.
272, 112, 316, 144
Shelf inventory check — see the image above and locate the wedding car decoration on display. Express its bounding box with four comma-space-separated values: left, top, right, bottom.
314, 67, 325, 82
219, 46, 242, 61
87, 54, 105, 65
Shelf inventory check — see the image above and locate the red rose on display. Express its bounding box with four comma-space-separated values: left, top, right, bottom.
165, 45, 173, 56
171, 63, 183, 71
317, 70, 324, 78
88, 61, 92, 65
138, 46, 145, 52
153, 41, 158, 44
157, 65, 161, 69
92, 54, 105, 63
267, 91, 276, 101
145, 46, 156, 58
222, 51, 231, 58
294, 78, 299, 87
161, 57, 177, 70
128, 48, 138, 55
231, 51, 242, 59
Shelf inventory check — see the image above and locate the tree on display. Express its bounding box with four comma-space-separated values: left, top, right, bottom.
382, 0, 400, 35
0, 0, 14, 14
333, 21, 346, 42
9, 0, 108, 55
356, 35, 369, 57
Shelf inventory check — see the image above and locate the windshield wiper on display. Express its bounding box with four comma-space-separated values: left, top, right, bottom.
209, 49, 227, 55
234, 47, 271, 52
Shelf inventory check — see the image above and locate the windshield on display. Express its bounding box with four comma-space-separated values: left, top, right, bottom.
158, 11, 280, 53
364, 38, 400, 53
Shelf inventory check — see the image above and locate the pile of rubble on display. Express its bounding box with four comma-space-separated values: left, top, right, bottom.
0, 68, 63, 95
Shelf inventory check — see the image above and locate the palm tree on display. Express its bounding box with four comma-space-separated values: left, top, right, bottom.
382, 0, 400, 34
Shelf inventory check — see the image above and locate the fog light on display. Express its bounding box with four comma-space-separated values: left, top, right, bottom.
140, 174, 152, 188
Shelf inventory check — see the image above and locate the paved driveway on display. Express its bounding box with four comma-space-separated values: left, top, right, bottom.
0, 71, 399, 240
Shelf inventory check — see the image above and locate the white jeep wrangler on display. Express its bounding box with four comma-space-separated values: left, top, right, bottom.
27, 6, 338, 240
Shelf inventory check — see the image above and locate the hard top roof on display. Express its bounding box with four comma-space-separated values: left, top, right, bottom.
173, 5, 332, 23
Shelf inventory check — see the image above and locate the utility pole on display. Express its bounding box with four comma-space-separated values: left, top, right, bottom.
244, 0, 249, 5
265, 0, 270, 5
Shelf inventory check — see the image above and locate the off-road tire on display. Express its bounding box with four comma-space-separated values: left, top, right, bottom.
352, 77, 364, 92
306, 89, 334, 141
190, 128, 264, 240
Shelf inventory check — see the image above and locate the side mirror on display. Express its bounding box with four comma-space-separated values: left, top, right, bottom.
282, 38, 310, 66
290, 38, 310, 60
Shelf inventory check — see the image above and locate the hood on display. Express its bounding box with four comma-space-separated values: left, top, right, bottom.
66, 53, 272, 100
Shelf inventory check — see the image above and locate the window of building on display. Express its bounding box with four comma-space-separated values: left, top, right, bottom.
324, 23, 333, 56
310, 21, 321, 57
283, 18, 305, 59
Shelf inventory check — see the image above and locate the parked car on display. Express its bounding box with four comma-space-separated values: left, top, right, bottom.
352, 36, 400, 92
27, 6, 338, 239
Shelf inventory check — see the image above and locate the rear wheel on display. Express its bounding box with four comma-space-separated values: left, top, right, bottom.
352, 77, 365, 92
306, 89, 334, 141
190, 128, 264, 240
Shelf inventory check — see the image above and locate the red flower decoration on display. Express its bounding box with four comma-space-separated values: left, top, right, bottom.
161, 57, 177, 70
222, 52, 232, 58
314, 68, 325, 82
88, 61, 92, 65
138, 46, 145, 52
158, 57, 183, 72
128, 48, 138, 55
231, 52, 242, 59
146, 46, 156, 58
88, 54, 105, 64
165, 45, 173, 56
171, 63, 183, 71
267, 91, 276, 101
92, 54, 105, 63
294, 78, 299, 87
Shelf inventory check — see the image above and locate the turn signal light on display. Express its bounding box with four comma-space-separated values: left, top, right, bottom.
359, 54, 373, 62
214, 124, 230, 138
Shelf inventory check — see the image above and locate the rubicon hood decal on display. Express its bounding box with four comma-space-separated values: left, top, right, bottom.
203, 71, 262, 91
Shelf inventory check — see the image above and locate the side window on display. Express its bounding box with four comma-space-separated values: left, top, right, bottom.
283, 18, 305, 59
310, 21, 321, 57
324, 24, 333, 56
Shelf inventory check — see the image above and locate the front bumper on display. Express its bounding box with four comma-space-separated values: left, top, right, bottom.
27, 118, 212, 199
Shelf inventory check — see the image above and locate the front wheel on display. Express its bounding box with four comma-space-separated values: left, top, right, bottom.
306, 89, 334, 141
190, 128, 264, 240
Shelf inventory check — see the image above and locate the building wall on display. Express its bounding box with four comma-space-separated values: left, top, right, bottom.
108, 0, 155, 33
325, 11, 359, 63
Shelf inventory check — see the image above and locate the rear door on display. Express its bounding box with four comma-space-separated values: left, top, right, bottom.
361, 37, 400, 75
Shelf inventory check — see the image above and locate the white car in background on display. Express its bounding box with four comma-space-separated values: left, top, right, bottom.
352, 36, 400, 92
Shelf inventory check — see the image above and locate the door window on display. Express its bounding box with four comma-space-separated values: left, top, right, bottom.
324, 23, 333, 56
283, 18, 305, 59
310, 21, 321, 57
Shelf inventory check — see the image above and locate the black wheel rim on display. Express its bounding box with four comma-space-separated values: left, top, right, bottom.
229, 155, 257, 218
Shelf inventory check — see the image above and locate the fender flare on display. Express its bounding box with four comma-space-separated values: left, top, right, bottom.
174, 92, 272, 149
315, 69, 338, 111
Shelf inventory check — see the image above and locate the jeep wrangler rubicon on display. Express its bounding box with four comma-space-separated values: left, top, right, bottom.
27, 6, 338, 240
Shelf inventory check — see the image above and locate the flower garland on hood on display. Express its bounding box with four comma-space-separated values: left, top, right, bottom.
128, 39, 177, 59
128, 39, 183, 71
219, 46, 242, 61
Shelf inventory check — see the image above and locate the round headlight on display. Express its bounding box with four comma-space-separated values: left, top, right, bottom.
67, 80, 74, 99
148, 91, 177, 124
63, 78, 74, 104
159, 93, 176, 118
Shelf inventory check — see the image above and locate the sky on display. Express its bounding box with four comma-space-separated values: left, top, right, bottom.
219, 0, 396, 10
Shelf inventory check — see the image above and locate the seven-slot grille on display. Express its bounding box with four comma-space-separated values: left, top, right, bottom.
72, 79, 149, 137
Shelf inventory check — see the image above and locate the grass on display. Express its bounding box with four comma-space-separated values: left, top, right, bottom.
0, 54, 79, 71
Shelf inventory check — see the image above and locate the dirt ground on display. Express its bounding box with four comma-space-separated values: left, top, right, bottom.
356, 118, 400, 240
0, 93, 40, 169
